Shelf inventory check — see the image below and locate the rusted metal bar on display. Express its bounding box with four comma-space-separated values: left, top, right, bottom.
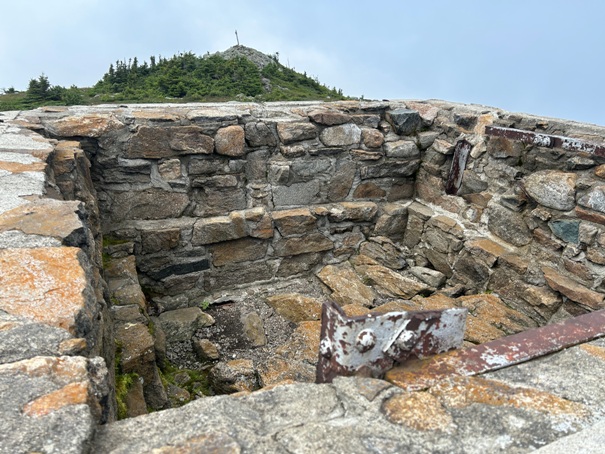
316, 300, 467, 383
445, 139, 472, 195
386, 308, 605, 391
485, 125, 605, 157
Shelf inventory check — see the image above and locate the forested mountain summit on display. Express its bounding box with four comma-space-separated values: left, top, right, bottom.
0, 46, 348, 111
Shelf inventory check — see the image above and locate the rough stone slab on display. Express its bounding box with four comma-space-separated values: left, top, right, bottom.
108, 189, 190, 221
210, 238, 268, 267
43, 114, 124, 138
535, 420, 605, 453
214, 125, 245, 157
0, 247, 96, 336
466, 238, 511, 267
543, 266, 605, 309
0, 312, 73, 364
271, 207, 317, 236
265, 293, 323, 322
157, 307, 214, 343
0, 356, 107, 454
386, 108, 422, 135
192, 213, 247, 245
523, 170, 577, 211
274, 232, 333, 257
319, 123, 361, 147
328, 201, 378, 222
126, 125, 214, 158
0, 198, 84, 243
317, 262, 376, 307
308, 109, 352, 126
276, 121, 317, 144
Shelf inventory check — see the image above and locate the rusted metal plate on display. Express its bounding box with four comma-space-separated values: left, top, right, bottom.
445, 139, 472, 195
485, 125, 605, 157
316, 300, 467, 383
386, 308, 605, 391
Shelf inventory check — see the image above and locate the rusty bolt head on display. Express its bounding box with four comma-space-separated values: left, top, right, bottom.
356, 329, 377, 353
320, 338, 333, 358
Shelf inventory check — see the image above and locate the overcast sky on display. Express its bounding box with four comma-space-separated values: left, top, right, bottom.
1, 1, 603, 125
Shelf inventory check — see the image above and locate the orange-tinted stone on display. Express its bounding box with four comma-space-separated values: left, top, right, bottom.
23, 381, 90, 417
382, 391, 453, 431
430, 376, 589, 418
0, 247, 91, 334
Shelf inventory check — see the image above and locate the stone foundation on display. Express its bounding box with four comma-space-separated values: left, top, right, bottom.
2, 100, 605, 452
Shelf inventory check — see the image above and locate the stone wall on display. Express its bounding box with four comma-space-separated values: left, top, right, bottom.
2, 100, 605, 452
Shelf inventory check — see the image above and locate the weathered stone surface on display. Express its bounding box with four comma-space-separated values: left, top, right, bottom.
0, 356, 104, 453
245, 121, 278, 147
272, 208, 317, 236
386, 108, 422, 135
523, 171, 577, 211
192, 338, 220, 361
214, 125, 245, 157
158, 307, 215, 343
308, 110, 352, 125
209, 359, 258, 394
543, 266, 605, 309
359, 239, 407, 270
360, 159, 420, 179
317, 263, 376, 307
549, 219, 580, 244
266, 293, 323, 322
275, 321, 321, 364
257, 358, 314, 387
487, 203, 532, 246
328, 201, 378, 222
204, 261, 275, 291
382, 391, 453, 431
141, 228, 180, 254
242, 311, 267, 347
409, 266, 446, 288
353, 182, 386, 199
274, 233, 333, 256
327, 159, 356, 202
0, 247, 97, 337
361, 128, 384, 148
192, 213, 247, 245
210, 238, 268, 266
157, 158, 181, 181
466, 238, 511, 267
276, 252, 322, 277
319, 124, 361, 147
384, 140, 419, 158
578, 185, 605, 213
126, 125, 213, 158
0, 199, 84, 244
44, 114, 124, 137
273, 180, 320, 206
354, 261, 431, 299
373, 204, 408, 241
109, 189, 189, 221
276, 122, 316, 144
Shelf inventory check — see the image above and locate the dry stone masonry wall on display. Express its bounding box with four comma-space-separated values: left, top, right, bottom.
2, 100, 605, 453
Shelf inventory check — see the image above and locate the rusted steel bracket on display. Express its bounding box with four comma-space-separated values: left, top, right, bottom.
445, 139, 472, 195
316, 300, 468, 383
485, 125, 605, 157
386, 308, 605, 391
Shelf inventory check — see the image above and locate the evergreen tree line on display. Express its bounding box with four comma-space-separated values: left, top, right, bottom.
1, 50, 346, 111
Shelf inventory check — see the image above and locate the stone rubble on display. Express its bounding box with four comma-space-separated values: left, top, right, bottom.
1, 99, 605, 452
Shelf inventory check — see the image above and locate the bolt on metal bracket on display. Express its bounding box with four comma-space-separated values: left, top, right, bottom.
316, 300, 468, 383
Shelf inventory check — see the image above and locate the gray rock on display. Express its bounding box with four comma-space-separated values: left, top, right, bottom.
487, 203, 532, 246
523, 171, 577, 211
277, 122, 317, 144
245, 122, 278, 147
241, 312, 267, 347
209, 359, 259, 394
386, 108, 422, 135
319, 124, 362, 147
158, 307, 215, 343
193, 338, 220, 361
410, 266, 447, 288
383, 140, 419, 158
549, 219, 580, 244
578, 185, 605, 213
273, 180, 320, 207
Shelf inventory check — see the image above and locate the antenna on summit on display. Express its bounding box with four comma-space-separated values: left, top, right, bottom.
235, 30, 240, 46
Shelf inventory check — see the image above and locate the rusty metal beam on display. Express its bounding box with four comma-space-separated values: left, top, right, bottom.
316, 300, 467, 383
445, 139, 472, 195
386, 308, 605, 391
485, 125, 605, 157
